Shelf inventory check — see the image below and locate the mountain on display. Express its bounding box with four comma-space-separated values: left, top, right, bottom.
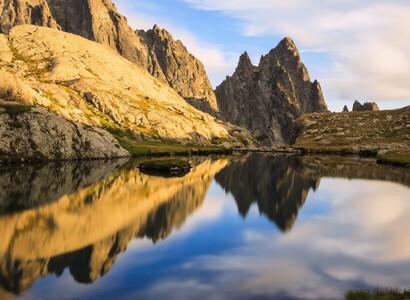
138, 25, 219, 113
0, 0, 218, 113
215, 38, 328, 145
0, 25, 252, 161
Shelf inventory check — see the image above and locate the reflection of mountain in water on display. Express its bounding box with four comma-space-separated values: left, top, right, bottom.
1, 154, 408, 296
0, 160, 128, 214
215, 154, 320, 232
0, 158, 227, 295
301, 155, 410, 188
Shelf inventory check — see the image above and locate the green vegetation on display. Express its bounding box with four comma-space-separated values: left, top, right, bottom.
0, 103, 32, 116
116, 135, 232, 156
292, 108, 410, 167
345, 288, 410, 300
103, 123, 232, 157
377, 151, 410, 167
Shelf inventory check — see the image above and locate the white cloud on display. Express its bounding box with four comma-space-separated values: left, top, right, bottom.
182, 0, 410, 109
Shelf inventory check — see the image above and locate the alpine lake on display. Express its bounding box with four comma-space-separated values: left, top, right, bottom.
0, 153, 409, 300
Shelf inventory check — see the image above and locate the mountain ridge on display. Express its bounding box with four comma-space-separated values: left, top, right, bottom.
0, 25, 253, 161
0, 0, 219, 113
215, 37, 328, 145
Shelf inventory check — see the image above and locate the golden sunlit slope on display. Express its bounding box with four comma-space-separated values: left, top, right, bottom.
0, 25, 252, 160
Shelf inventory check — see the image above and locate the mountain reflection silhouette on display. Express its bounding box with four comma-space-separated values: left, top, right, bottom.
0, 154, 408, 296
215, 154, 320, 232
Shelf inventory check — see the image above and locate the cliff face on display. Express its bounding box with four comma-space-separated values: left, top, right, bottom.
0, 25, 252, 160
0, 0, 218, 113
215, 38, 328, 145
138, 25, 219, 113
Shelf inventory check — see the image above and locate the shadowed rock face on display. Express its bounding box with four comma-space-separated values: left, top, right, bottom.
0, 158, 227, 295
0, 0, 218, 113
215, 154, 320, 232
215, 39, 328, 145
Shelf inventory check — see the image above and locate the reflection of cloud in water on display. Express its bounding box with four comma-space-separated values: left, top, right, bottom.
137, 179, 410, 300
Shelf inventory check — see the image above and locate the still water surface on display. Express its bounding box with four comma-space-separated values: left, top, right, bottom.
0, 154, 409, 300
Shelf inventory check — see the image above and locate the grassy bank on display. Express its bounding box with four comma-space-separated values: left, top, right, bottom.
290, 107, 410, 167
114, 135, 233, 157
345, 288, 410, 300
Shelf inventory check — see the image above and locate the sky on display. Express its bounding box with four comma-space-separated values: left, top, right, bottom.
113, 0, 410, 111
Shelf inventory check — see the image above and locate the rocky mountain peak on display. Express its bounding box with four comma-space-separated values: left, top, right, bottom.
215, 38, 328, 145
0, 0, 219, 114
150, 24, 172, 41
277, 37, 298, 53
140, 24, 219, 113
236, 51, 254, 73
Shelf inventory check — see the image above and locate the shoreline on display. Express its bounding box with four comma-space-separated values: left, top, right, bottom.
1, 145, 409, 168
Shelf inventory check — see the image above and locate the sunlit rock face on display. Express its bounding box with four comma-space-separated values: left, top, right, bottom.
0, 25, 252, 158
215, 38, 328, 145
0, 0, 218, 113
215, 154, 320, 232
0, 158, 227, 294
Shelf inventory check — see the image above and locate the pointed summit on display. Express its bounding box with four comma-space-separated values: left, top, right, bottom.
215, 37, 328, 145
278, 37, 297, 48
236, 51, 254, 73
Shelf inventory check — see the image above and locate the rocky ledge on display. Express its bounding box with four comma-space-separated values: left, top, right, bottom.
0, 104, 129, 162
289, 106, 410, 167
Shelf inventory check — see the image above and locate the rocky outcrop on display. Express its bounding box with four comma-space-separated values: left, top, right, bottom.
0, 25, 252, 160
215, 38, 328, 145
138, 25, 219, 114
290, 106, 410, 154
0, 105, 129, 161
343, 105, 349, 112
352, 100, 380, 112
0, 0, 218, 113
0, 0, 59, 32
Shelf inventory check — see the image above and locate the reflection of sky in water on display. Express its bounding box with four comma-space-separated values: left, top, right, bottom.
22, 178, 410, 300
